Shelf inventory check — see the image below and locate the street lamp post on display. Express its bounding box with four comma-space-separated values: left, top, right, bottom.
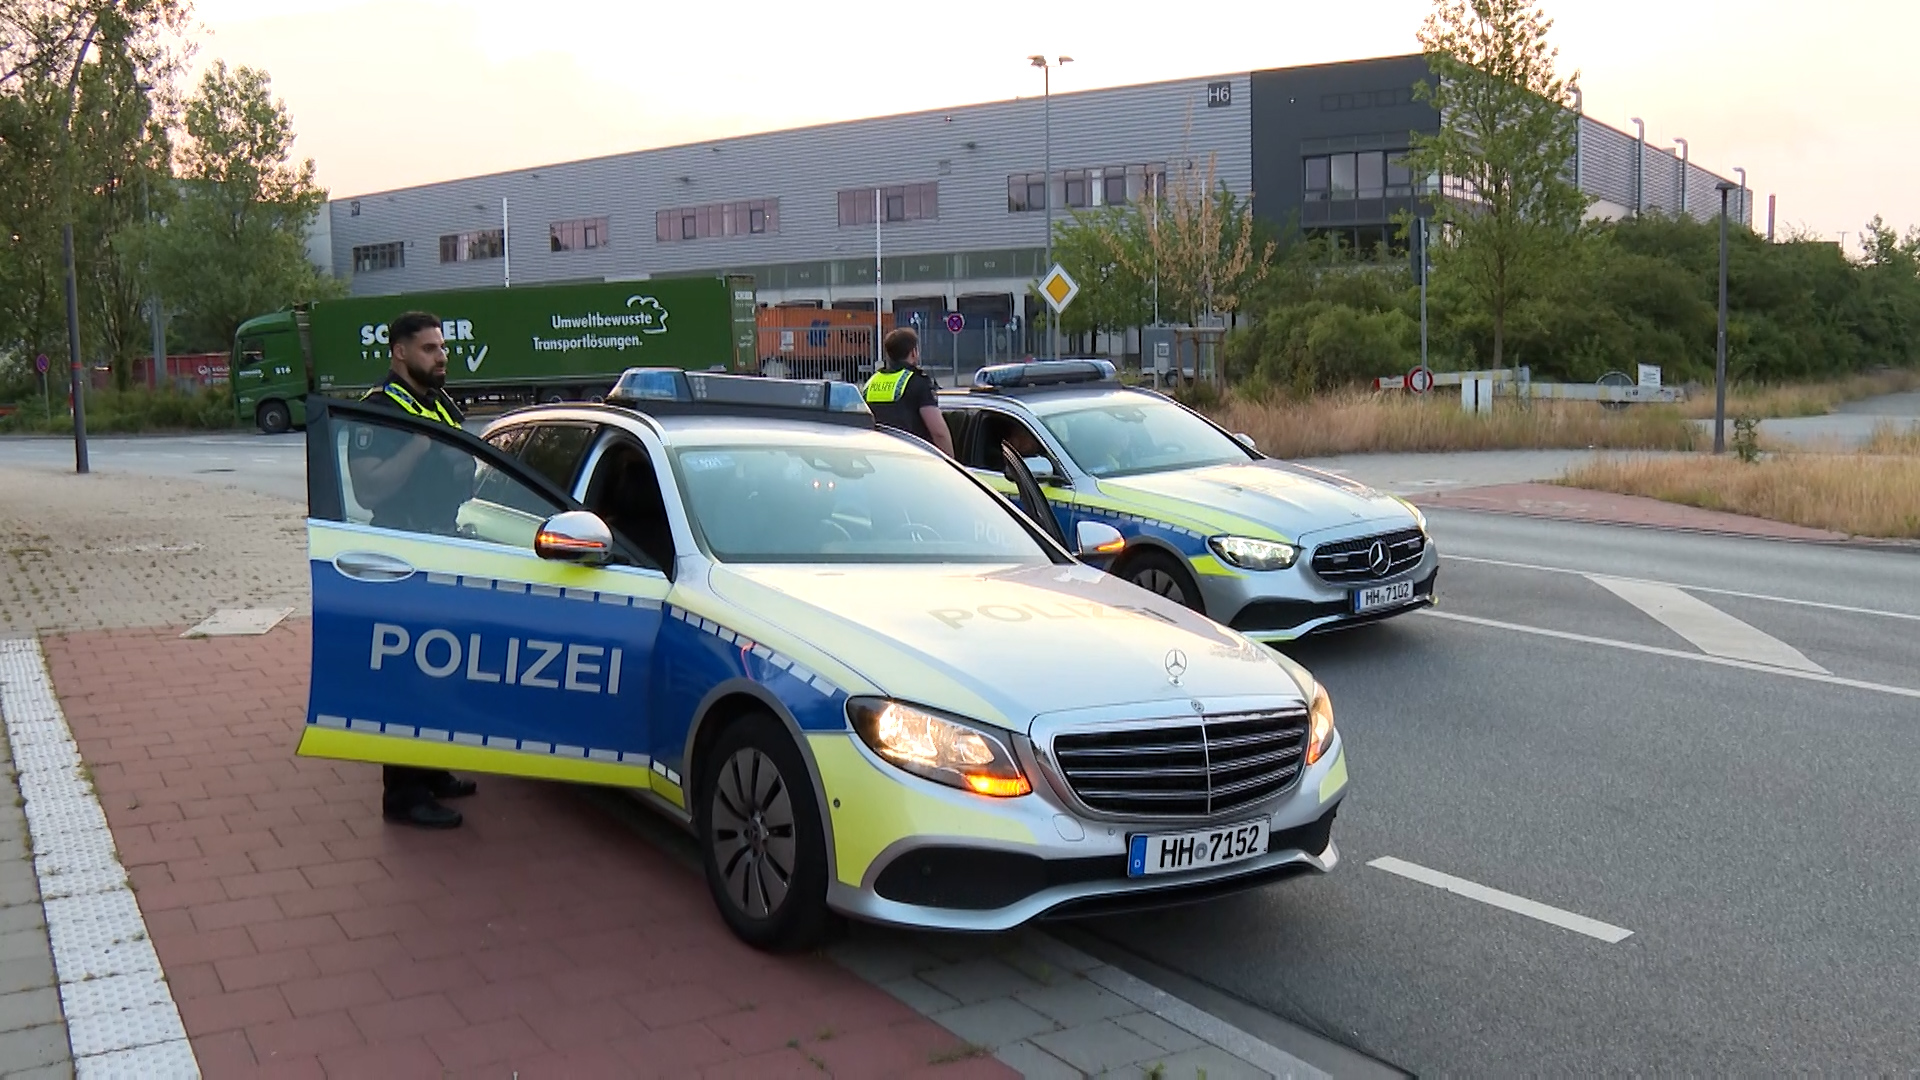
1734, 166, 1747, 228
1571, 87, 1583, 192
1030, 54, 1071, 362
1630, 117, 1645, 215
1674, 138, 1688, 217
1714, 181, 1735, 454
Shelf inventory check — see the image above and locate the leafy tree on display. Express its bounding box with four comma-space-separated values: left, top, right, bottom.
1049, 205, 1151, 343
1400, 0, 1588, 371
1122, 152, 1273, 327
132, 61, 338, 352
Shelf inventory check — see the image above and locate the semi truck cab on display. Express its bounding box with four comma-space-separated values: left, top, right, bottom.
231, 309, 312, 435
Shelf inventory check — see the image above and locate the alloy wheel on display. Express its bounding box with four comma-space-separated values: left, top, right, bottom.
709, 747, 797, 920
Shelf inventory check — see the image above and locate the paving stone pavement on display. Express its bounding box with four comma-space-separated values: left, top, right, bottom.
0, 721, 75, 1079
0, 465, 306, 637
0, 460, 1330, 1079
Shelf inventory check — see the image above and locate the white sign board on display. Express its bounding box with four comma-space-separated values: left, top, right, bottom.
1637, 364, 1662, 388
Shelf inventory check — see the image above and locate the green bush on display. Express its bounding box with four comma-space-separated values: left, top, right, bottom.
0, 385, 237, 434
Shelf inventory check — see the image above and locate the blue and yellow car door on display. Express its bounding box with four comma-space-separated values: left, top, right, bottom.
297, 397, 668, 792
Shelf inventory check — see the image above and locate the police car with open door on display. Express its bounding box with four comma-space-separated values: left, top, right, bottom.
940, 360, 1439, 641
299, 368, 1349, 951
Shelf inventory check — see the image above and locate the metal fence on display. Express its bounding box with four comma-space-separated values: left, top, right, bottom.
754, 321, 1025, 385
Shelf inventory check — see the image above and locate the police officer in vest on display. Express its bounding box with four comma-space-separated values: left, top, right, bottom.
862, 328, 954, 457
345, 311, 479, 829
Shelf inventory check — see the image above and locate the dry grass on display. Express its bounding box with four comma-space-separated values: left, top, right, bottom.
1559, 452, 1920, 539
1864, 421, 1920, 456
1208, 390, 1699, 459
1675, 369, 1920, 420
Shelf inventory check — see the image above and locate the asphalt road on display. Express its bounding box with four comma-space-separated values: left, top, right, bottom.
5, 432, 1916, 1073
1078, 508, 1920, 1075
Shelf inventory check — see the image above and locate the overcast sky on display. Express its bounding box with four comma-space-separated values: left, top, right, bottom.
186, 0, 1916, 250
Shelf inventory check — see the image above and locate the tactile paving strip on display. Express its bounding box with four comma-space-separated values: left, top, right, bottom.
1, 637, 197, 1075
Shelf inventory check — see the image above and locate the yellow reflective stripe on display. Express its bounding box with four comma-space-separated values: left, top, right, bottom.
863, 370, 907, 403
1076, 488, 1290, 545
308, 521, 672, 602
298, 726, 653, 787
809, 735, 1038, 888
1318, 747, 1348, 804
366, 383, 458, 428
1186, 554, 1240, 578
649, 773, 685, 809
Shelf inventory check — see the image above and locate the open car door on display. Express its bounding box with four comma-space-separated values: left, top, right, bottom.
299, 396, 672, 795
1001, 440, 1069, 548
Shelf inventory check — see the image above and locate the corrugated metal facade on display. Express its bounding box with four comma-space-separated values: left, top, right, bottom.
1578, 117, 1750, 225
327, 74, 1252, 302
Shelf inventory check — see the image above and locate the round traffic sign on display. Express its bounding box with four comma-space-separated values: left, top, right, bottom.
1407, 365, 1434, 394
945, 312, 965, 334
35, 354, 48, 374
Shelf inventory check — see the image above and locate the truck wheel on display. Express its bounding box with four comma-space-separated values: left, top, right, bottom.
256, 400, 291, 435
540, 389, 568, 404
697, 711, 834, 952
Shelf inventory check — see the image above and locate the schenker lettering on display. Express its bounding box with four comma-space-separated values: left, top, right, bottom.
370, 623, 623, 695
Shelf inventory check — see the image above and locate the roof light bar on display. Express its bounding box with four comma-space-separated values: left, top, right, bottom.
606, 367, 873, 423
972, 359, 1117, 390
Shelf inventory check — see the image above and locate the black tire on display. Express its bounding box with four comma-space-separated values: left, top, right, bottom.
697, 712, 834, 952
1119, 549, 1205, 614
256, 400, 291, 435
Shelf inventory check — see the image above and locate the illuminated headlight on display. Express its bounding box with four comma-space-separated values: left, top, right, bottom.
1305, 683, 1336, 766
1209, 535, 1299, 571
848, 699, 1031, 798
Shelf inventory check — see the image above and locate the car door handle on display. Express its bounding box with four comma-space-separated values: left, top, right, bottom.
333, 551, 416, 583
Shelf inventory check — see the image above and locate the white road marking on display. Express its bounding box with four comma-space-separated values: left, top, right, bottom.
1419, 609, 1920, 700
1368, 857, 1634, 943
1441, 553, 1920, 623
1586, 576, 1828, 673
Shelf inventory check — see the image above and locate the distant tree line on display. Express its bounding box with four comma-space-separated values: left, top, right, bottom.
1, 0, 336, 400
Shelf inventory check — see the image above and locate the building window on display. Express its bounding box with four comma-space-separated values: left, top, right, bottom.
839, 183, 939, 226
656, 198, 780, 242
440, 229, 504, 263
352, 242, 404, 273
550, 216, 610, 252
1320, 87, 1415, 111
1329, 154, 1357, 199
1304, 157, 1330, 200
1008, 164, 1164, 212
1387, 154, 1414, 197
1304, 152, 1419, 201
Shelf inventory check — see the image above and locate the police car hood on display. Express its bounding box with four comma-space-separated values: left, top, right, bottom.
1100, 460, 1410, 538
708, 563, 1306, 729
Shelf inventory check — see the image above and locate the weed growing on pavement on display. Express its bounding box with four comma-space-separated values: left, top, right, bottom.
815, 1027, 835, 1041
928, 1043, 990, 1064
1732, 417, 1762, 463
1559, 452, 1920, 538
1146, 1064, 1167, 1079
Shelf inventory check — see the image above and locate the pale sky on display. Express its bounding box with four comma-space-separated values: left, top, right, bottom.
186, 0, 1916, 250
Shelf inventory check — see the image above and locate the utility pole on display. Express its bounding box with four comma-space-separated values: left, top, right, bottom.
58, 23, 102, 475
1030, 54, 1071, 362
502, 196, 511, 287
874, 186, 882, 372
1714, 182, 1733, 454
144, 175, 165, 387
1418, 217, 1429, 372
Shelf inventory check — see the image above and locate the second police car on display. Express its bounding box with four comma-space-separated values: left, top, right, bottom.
940, 360, 1439, 641
297, 368, 1348, 950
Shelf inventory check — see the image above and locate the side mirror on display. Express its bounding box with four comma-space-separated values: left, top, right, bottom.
1024, 455, 1065, 485
1074, 521, 1125, 566
534, 510, 614, 565
1233, 432, 1258, 452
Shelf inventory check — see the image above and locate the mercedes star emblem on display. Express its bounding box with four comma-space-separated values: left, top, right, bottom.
1367, 540, 1390, 576
1164, 649, 1188, 686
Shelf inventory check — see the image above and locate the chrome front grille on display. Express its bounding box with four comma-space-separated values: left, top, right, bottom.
1050, 708, 1311, 818
1311, 528, 1426, 582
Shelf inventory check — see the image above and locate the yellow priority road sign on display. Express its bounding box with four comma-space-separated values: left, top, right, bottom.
1039, 264, 1079, 314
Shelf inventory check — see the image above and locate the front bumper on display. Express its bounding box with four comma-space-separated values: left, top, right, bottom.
1195, 527, 1440, 642
812, 730, 1348, 933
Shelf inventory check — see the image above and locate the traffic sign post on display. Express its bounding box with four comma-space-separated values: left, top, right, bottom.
1039, 264, 1078, 316
945, 312, 965, 334
1407, 365, 1434, 395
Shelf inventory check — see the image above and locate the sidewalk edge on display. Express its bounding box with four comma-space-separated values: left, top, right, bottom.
0, 637, 199, 1079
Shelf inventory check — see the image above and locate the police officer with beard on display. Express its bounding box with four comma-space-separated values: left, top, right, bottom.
346, 311, 479, 828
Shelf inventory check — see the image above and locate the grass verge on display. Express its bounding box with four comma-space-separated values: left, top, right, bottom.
1675, 369, 1920, 420
1558, 452, 1920, 539
1207, 391, 1699, 459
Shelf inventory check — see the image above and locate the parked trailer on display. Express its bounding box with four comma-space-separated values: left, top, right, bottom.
754, 307, 895, 382
231, 275, 755, 434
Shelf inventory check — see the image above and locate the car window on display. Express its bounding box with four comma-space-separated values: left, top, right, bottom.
333, 414, 565, 550
940, 408, 979, 462
674, 445, 1056, 565
520, 424, 596, 493
969, 412, 1057, 476
1040, 398, 1252, 478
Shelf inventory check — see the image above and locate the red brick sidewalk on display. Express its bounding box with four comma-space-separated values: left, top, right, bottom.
1411, 482, 1853, 542
42, 623, 1010, 1079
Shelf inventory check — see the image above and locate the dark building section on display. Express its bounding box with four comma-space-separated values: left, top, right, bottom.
1249, 55, 1440, 254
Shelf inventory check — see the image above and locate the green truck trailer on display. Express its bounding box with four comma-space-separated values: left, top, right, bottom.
232, 275, 757, 433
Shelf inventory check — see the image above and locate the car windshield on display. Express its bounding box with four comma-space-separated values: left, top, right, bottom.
673, 444, 1057, 564
1039, 397, 1251, 478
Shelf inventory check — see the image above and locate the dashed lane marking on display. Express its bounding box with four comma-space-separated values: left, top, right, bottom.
1369, 856, 1633, 944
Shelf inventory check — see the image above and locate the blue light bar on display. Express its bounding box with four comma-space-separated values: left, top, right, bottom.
606, 367, 873, 420
972, 359, 1117, 390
